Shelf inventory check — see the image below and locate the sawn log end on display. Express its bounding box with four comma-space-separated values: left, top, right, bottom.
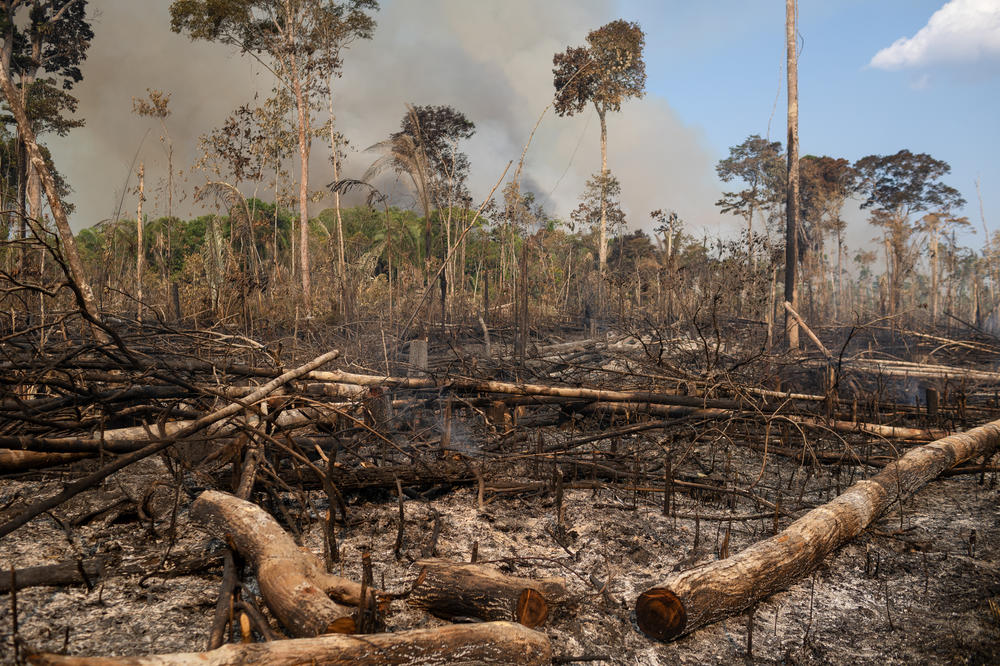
635, 587, 687, 642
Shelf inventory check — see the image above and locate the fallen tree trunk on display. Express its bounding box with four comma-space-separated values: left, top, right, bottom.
303, 369, 741, 410
190, 490, 362, 637
777, 415, 947, 441
27, 621, 551, 665
407, 558, 567, 628
635, 416, 1000, 642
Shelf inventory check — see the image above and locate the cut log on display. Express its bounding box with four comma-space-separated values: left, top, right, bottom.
635, 416, 1000, 642
26, 621, 551, 665
408, 558, 567, 628
190, 490, 363, 637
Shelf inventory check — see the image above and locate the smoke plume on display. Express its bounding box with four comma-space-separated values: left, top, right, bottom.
49, 0, 726, 239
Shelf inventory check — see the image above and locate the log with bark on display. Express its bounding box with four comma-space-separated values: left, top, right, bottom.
190, 490, 365, 637
407, 558, 567, 628
635, 416, 1000, 642
26, 621, 551, 665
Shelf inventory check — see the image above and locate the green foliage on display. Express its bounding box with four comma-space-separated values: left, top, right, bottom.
799, 156, 855, 242
571, 171, 626, 236
715, 134, 785, 223
854, 150, 965, 217
170, 0, 378, 83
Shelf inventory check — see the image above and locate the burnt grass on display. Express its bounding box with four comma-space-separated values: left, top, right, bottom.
1, 325, 999, 665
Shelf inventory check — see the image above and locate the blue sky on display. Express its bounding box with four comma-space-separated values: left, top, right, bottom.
617, 0, 999, 244
53, 1, 999, 255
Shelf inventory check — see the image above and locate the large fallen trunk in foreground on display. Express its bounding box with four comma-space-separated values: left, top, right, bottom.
191, 490, 362, 637
27, 621, 551, 665
635, 416, 1000, 642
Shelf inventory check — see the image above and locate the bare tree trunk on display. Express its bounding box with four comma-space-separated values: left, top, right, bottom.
408, 558, 566, 628
27, 162, 40, 224
597, 107, 608, 283
597, 110, 608, 264
136, 163, 145, 323
784, 0, 800, 350
191, 490, 361, 637
328, 91, 346, 310
930, 226, 939, 325
0, 62, 106, 342
289, 54, 312, 314
835, 227, 843, 321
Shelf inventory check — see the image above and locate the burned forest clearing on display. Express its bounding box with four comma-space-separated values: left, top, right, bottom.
1, 322, 999, 664
2, 0, 1000, 664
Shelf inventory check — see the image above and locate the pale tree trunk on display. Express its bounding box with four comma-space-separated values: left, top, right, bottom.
27, 162, 40, 223
22, 36, 41, 227
886, 231, 899, 316
136, 163, 145, 323
930, 228, 939, 325
0, 62, 106, 342
327, 92, 345, 286
289, 53, 312, 314
835, 227, 843, 321
597, 108, 608, 279
784, 0, 800, 350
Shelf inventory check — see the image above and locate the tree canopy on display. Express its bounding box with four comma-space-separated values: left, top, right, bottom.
552, 19, 646, 118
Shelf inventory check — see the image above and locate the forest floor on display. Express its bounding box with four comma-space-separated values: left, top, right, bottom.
1, 321, 999, 665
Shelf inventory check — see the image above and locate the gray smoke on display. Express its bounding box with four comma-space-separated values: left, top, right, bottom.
47, 0, 728, 238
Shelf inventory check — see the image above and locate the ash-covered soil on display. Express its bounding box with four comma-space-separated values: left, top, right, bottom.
2, 423, 998, 665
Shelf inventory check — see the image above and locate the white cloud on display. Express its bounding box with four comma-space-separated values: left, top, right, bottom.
870, 0, 1000, 70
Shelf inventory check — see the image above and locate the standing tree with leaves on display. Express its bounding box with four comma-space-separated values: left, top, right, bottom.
553, 19, 645, 282
1, 0, 91, 240
798, 155, 855, 319
918, 211, 970, 324
854, 149, 965, 317
715, 134, 785, 261
170, 0, 378, 314
364, 104, 475, 286
131, 88, 177, 281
